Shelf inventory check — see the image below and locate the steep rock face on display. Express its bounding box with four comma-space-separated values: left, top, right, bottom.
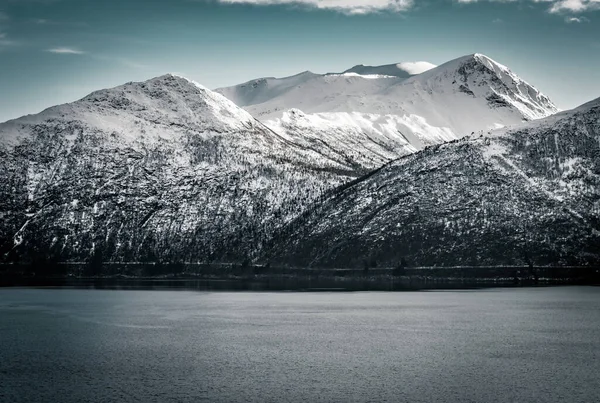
0, 75, 355, 264
217, 54, 559, 170
267, 98, 600, 268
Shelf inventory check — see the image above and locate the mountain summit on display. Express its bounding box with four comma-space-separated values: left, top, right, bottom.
405, 53, 557, 121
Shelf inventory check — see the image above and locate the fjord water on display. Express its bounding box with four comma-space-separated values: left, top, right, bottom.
1, 288, 599, 403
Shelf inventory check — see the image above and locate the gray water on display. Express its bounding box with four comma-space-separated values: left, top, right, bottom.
1, 287, 599, 403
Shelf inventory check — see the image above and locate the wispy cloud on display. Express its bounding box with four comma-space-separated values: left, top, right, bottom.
46, 47, 85, 54
43, 46, 148, 68
215, 0, 414, 14
0, 11, 9, 21
91, 54, 151, 70
0, 31, 17, 49
30, 17, 88, 27
0, 39, 17, 48
565, 15, 590, 22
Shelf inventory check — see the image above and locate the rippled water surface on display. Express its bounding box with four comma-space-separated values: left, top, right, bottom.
1, 287, 599, 402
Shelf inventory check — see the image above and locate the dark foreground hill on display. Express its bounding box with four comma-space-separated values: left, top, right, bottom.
266, 99, 600, 268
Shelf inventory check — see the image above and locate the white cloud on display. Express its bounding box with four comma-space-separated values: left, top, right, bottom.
214, 0, 600, 14
216, 0, 413, 14
547, 0, 600, 13
46, 47, 85, 54
565, 15, 590, 21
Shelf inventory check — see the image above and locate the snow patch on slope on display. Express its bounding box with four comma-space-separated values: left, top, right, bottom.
265, 109, 458, 169
396, 61, 437, 75
331, 72, 396, 79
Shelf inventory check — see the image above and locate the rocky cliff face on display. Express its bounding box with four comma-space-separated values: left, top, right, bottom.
266, 98, 600, 268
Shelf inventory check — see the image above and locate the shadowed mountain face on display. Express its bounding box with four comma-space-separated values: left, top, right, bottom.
266, 99, 600, 268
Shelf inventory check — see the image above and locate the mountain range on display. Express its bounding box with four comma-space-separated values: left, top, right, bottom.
217, 54, 558, 169
0, 53, 597, 269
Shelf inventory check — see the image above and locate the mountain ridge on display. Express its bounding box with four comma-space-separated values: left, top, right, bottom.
217, 53, 559, 170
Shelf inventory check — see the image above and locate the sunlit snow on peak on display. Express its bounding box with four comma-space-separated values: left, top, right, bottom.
165, 73, 209, 91
334, 72, 396, 79
396, 61, 437, 75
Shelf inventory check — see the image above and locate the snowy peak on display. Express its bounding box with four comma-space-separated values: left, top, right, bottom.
0, 74, 266, 148
407, 53, 558, 120
80, 74, 256, 132
217, 53, 558, 126
213, 53, 561, 167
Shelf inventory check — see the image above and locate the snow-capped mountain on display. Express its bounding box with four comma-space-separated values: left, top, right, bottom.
0, 74, 359, 264
266, 97, 600, 268
217, 54, 559, 168
0, 63, 586, 270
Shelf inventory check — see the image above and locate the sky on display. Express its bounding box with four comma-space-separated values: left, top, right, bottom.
0, 0, 599, 122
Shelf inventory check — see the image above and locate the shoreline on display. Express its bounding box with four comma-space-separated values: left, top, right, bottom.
2, 273, 598, 291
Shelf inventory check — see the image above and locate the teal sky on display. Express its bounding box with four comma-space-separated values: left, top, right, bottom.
0, 0, 599, 122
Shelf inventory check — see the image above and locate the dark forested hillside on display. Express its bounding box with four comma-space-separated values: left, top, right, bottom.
265, 99, 600, 268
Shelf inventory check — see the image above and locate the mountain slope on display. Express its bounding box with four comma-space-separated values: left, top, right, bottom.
217, 54, 559, 169
0, 74, 358, 264
266, 97, 600, 268
266, 109, 457, 171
